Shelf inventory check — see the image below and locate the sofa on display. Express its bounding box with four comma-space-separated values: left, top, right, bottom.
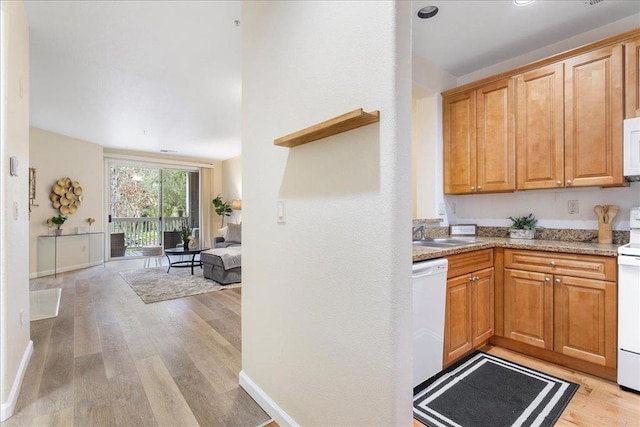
202, 223, 241, 284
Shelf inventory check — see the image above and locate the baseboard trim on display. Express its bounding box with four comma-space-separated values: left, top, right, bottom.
239, 370, 298, 427
0, 340, 33, 421
31, 260, 103, 278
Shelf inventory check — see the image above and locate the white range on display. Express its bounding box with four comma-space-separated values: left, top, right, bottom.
617, 206, 640, 392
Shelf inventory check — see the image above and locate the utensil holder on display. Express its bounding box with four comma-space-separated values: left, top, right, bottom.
598, 222, 612, 244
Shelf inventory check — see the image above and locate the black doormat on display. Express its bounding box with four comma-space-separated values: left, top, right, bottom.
413, 351, 579, 427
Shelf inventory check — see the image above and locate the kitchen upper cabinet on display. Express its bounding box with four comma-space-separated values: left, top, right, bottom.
554, 275, 616, 368
443, 31, 635, 193
443, 91, 476, 194
443, 79, 515, 195
625, 38, 640, 119
564, 45, 624, 187
443, 250, 494, 366
516, 63, 564, 190
504, 268, 554, 350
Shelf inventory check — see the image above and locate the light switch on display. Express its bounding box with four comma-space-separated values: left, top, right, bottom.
277, 200, 286, 223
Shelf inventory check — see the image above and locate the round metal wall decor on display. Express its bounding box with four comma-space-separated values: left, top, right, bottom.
50, 177, 83, 214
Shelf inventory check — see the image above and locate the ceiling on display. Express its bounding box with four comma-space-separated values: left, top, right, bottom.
25, 1, 640, 161
412, 0, 640, 77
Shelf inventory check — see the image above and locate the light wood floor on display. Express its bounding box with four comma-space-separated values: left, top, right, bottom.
2, 259, 271, 427
414, 345, 640, 427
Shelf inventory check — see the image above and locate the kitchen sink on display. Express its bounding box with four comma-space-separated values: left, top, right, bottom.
413, 238, 483, 248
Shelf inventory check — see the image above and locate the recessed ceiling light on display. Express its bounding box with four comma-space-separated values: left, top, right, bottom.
513, 0, 536, 5
417, 6, 439, 19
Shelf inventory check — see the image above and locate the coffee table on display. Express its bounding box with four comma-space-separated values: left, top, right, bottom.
164, 247, 209, 275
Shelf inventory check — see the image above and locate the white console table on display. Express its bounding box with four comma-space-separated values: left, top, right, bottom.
37, 232, 105, 277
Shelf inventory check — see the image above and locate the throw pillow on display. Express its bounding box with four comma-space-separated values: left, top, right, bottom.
226, 222, 242, 243
218, 226, 228, 240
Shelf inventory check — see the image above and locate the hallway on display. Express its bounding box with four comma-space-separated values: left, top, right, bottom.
2, 260, 269, 426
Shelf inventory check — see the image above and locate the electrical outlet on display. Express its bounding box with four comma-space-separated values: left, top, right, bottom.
568, 200, 579, 215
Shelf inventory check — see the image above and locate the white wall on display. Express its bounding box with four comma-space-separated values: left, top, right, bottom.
412, 55, 455, 223
221, 155, 242, 224
241, 2, 412, 426
449, 184, 639, 232
0, 0, 32, 420
29, 128, 105, 276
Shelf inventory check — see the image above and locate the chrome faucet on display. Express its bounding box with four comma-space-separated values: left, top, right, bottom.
412, 225, 425, 240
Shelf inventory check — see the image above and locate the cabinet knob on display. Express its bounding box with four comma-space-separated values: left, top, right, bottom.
556, 181, 562, 186
549, 261, 556, 266
545, 277, 550, 282
477, 186, 482, 190
555, 278, 561, 284
566, 180, 572, 185
470, 186, 475, 191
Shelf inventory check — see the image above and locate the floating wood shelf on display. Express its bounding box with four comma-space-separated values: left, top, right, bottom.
274, 108, 380, 148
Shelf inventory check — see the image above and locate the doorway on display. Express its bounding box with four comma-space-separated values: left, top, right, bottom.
108, 163, 200, 258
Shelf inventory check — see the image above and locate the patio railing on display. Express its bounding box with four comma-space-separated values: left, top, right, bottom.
112, 217, 190, 252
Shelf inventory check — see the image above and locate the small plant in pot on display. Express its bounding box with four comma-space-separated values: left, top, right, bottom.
508, 213, 537, 239
51, 214, 67, 235
181, 224, 192, 250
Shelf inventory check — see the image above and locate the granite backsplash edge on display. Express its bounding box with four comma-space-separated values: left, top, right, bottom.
412, 220, 630, 245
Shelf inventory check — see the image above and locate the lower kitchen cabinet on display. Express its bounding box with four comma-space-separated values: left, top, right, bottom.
504, 268, 553, 350
499, 249, 617, 374
554, 275, 617, 368
443, 249, 494, 366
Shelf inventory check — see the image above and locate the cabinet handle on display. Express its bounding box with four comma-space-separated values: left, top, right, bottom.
556, 181, 562, 185
566, 180, 572, 185
470, 186, 475, 191
476, 186, 482, 190
555, 278, 561, 284
545, 277, 550, 282
549, 261, 556, 266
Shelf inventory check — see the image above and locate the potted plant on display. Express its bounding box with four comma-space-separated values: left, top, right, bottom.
51, 214, 67, 235
181, 224, 192, 250
212, 194, 232, 228
508, 213, 537, 239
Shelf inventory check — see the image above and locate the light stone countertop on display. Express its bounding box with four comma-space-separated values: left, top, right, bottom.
412, 237, 622, 262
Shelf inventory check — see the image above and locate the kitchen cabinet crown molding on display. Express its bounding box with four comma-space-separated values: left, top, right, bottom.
442, 28, 640, 98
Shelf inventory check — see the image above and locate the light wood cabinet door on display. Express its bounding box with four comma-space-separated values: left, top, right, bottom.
516, 63, 565, 190
554, 275, 617, 368
472, 267, 495, 346
504, 268, 554, 350
625, 38, 640, 119
564, 45, 624, 187
477, 79, 515, 193
444, 275, 473, 366
443, 91, 476, 194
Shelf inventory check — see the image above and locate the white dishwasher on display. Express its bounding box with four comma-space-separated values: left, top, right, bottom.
413, 258, 448, 388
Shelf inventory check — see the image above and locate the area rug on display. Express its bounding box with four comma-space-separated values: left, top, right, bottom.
413, 351, 579, 427
120, 267, 240, 304
30, 288, 62, 321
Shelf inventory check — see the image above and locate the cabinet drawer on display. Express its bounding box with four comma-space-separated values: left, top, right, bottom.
504, 249, 616, 281
447, 249, 493, 279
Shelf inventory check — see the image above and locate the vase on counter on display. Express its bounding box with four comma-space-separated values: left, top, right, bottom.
509, 229, 535, 240
55, 229, 63, 236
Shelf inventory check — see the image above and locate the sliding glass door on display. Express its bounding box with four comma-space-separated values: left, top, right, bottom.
108, 163, 199, 258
